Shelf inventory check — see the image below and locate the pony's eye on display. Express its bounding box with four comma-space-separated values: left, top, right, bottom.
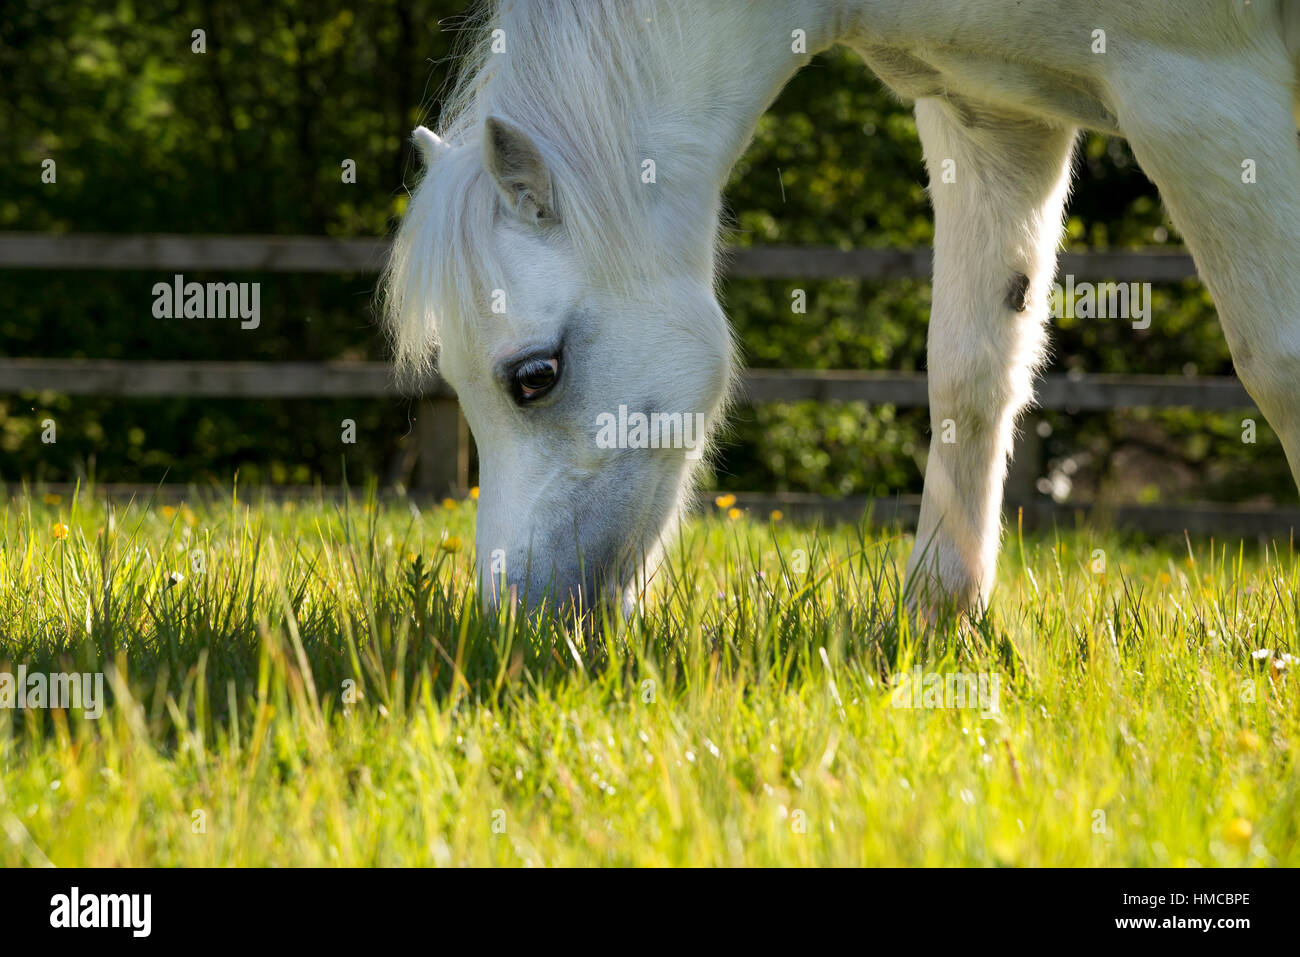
513, 357, 559, 403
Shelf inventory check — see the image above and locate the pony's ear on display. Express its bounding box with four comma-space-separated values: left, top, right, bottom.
412, 126, 447, 165
483, 114, 558, 225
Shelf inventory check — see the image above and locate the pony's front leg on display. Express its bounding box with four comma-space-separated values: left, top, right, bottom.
904, 101, 1077, 614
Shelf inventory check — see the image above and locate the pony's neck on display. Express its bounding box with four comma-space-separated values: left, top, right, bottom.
644, 0, 843, 277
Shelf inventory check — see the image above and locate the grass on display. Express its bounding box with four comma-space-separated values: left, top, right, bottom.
0, 485, 1296, 867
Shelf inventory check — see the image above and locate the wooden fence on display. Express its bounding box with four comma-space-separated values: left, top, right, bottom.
0, 231, 1200, 279
1, 232, 1294, 534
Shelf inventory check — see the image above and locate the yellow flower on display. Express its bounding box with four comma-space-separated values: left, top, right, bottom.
1235, 729, 1260, 753
1223, 817, 1252, 846
442, 498, 457, 510
181, 506, 198, 527
161, 505, 176, 518
470, 486, 480, 500
52, 522, 69, 541
42, 493, 61, 505
727, 507, 742, 521
715, 493, 737, 510
769, 509, 784, 522
440, 536, 462, 553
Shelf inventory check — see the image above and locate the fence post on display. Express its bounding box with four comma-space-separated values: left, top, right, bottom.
416, 398, 469, 496
1005, 421, 1043, 506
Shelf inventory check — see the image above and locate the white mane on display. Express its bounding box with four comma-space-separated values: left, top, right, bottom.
381, 0, 699, 380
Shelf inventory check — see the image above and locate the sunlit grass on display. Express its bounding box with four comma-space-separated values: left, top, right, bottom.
1, 486, 1296, 866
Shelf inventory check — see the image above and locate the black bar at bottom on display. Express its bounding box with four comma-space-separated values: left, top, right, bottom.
0, 866, 1288, 943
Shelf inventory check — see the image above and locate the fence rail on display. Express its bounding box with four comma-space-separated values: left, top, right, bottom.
1, 232, 1289, 535
0, 231, 1199, 280
0, 359, 1256, 410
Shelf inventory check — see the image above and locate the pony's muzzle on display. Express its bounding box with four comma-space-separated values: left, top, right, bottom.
479, 554, 613, 618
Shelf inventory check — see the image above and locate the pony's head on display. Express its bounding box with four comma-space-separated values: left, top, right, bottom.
383, 18, 735, 614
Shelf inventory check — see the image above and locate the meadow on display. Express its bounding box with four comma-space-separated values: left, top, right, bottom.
0, 488, 1295, 866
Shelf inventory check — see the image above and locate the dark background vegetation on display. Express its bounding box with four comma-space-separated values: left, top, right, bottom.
1, 0, 1291, 504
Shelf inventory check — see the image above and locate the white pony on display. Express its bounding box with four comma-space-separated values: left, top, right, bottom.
385, 0, 1300, 614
